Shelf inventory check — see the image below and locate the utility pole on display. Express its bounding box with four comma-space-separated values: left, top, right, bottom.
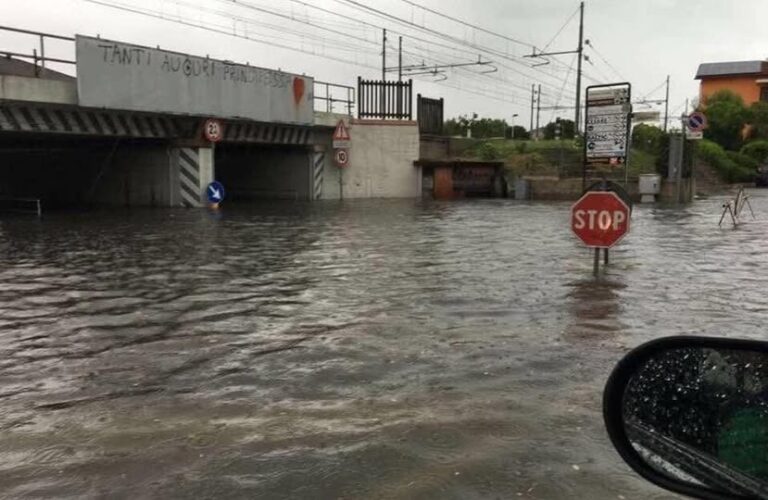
530, 84, 535, 133
398, 36, 403, 115
524, 1, 585, 135
536, 84, 542, 140
575, 1, 584, 135
382, 29, 387, 81
381, 28, 387, 116
663, 74, 670, 132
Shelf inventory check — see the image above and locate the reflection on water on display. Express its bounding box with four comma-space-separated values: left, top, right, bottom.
0, 193, 767, 498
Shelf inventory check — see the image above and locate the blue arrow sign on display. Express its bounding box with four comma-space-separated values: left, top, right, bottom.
206, 181, 225, 204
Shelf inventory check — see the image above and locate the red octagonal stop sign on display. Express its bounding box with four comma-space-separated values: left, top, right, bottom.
571, 191, 631, 248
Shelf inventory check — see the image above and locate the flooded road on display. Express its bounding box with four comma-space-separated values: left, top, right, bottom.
1, 192, 767, 499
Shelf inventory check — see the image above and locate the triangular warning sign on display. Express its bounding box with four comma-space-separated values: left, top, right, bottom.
333, 120, 351, 141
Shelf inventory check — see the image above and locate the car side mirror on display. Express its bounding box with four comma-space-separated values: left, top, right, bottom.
603, 336, 768, 500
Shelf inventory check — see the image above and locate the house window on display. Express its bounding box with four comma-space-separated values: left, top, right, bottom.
761, 86, 768, 102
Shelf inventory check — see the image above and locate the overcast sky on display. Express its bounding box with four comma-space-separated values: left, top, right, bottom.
3, 0, 767, 129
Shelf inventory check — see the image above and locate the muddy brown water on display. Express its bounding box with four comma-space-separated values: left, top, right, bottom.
1, 192, 766, 499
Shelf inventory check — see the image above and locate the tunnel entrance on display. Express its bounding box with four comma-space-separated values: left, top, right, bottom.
215, 143, 311, 201
0, 133, 177, 211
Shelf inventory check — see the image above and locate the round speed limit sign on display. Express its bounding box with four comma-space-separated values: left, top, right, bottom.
203, 119, 224, 143
334, 148, 349, 168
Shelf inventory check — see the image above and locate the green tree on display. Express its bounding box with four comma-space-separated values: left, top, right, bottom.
748, 101, 768, 140
507, 125, 530, 140
444, 118, 463, 136
702, 90, 749, 151
632, 123, 666, 154
543, 119, 575, 140
471, 118, 508, 138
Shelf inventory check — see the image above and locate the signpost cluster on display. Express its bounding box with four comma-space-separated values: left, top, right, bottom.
332, 119, 350, 199
575, 83, 634, 275
584, 83, 631, 175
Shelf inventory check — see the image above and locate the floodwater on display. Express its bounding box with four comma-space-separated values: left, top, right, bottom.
1, 191, 767, 499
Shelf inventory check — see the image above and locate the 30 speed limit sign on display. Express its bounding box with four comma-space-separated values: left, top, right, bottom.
203, 118, 224, 143
334, 148, 349, 168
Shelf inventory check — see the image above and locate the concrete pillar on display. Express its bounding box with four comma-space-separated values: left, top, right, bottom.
312, 145, 326, 201
170, 146, 214, 207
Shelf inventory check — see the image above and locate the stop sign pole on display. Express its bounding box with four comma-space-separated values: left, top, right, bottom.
571, 190, 631, 275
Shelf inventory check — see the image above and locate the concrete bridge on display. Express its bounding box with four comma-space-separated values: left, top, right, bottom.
0, 27, 421, 209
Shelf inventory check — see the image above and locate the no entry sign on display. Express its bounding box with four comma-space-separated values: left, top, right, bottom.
571, 191, 630, 248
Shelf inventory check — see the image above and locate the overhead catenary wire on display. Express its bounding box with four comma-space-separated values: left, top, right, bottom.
82, 0, 383, 70
260, 0, 580, 100
328, 0, 581, 92
540, 5, 580, 54
397, 0, 532, 48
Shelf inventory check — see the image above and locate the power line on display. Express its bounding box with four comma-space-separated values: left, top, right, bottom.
292, 0, 578, 99
583, 40, 626, 82
397, 0, 531, 48
329, 0, 579, 92
540, 5, 580, 53
82, 0, 382, 69
550, 53, 577, 122
167, 0, 379, 54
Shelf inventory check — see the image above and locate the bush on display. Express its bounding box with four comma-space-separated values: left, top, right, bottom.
727, 151, 759, 171
632, 124, 667, 155
697, 139, 755, 183
476, 142, 501, 161
741, 140, 768, 164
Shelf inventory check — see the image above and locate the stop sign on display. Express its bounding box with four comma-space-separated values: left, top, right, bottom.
571, 191, 631, 248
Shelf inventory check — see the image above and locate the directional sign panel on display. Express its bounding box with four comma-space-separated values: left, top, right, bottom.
207, 181, 225, 204
584, 84, 631, 166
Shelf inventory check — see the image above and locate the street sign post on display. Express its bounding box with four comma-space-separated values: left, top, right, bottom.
206, 181, 225, 206
583, 83, 632, 190
203, 118, 224, 143
332, 119, 351, 149
571, 190, 631, 275
685, 129, 703, 140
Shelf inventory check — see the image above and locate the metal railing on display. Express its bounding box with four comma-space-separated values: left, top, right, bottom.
0, 197, 42, 217
313, 80, 355, 116
358, 77, 412, 120
0, 25, 75, 76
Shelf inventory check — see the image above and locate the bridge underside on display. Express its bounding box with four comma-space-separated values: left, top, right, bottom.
0, 101, 315, 209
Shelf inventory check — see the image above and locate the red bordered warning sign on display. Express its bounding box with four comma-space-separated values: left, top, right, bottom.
332, 120, 351, 149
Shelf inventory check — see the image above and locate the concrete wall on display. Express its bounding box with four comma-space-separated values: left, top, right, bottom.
92, 143, 177, 206
216, 145, 311, 200
321, 119, 420, 199
520, 176, 642, 202
419, 135, 449, 160
0, 75, 77, 104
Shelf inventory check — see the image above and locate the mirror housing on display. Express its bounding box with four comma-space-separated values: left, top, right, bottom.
603, 336, 768, 500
